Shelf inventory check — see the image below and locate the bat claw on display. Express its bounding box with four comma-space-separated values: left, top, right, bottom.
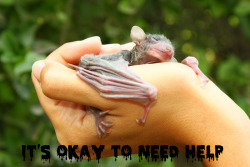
98, 124, 111, 134
99, 110, 110, 116
101, 120, 113, 127
86, 106, 113, 138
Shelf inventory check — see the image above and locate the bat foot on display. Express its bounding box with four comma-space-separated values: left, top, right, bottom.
136, 103, 151, 124
200, 76, 209, 87
136, 118, 145, 124
181, 56, 210, 86
86, 106, 113, 138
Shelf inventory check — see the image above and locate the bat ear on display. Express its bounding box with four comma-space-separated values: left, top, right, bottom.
130, 26, 146, 45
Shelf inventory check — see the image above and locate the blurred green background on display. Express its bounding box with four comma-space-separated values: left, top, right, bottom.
0, 0, 249, 166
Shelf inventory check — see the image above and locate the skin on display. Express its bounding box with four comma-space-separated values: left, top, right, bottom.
32, 36, 250, 166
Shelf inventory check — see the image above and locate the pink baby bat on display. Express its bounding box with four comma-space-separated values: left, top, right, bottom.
69, 26, 209, 138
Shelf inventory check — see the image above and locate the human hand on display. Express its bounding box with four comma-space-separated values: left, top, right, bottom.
32, 36, 250, 166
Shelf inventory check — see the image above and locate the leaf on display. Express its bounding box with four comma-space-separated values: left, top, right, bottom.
19, 25, 38, 48
0, 0, 14, 6
0, 30, 19, 53
216, 55, 248, 85
209, 1, 227, 17
104, 22, 120, 38
234, 1, 250, 16
32, 39, 58, 54
240, 16, 250, 37
0, 151, 15, 167
0, 51, 19, 63
56, 11, 67, 23
12, 76, 31, 99
0, 80, 15, 103
14, 51, 45, 76
30, 104, 44, 116
118, 0, 145, 15
0, 12, 6, 28
196, 48, 213, 75
216, 56, 239, 81
12, 52, 45, 99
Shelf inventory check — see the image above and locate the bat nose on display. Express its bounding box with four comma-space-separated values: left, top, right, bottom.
166, 47, 174, 56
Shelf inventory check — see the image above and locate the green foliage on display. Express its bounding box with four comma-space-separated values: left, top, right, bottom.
0, 0, 249, 166
118, 0, 145, 15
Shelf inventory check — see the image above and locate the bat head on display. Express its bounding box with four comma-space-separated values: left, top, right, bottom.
130, 26, 174, 64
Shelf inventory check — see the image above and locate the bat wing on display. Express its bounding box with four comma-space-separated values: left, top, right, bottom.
69, 50, 157, 123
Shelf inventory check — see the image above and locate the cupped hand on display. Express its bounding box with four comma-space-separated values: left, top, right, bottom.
32, 37, 250, 165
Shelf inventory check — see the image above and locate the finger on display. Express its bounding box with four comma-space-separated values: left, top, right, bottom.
32, 69, 88, 128
32, 72, 58, 121
100, 44, 121, 54
121, 42, 135, 51
100, 42, 135, 54
47, 36, 102, 65
32, 61, 61, 122
39, 60, 116, 110
32, 60, 66, 121
32, 60, 45, 82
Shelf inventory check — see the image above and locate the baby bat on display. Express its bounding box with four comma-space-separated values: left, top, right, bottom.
69, 26, 209, 138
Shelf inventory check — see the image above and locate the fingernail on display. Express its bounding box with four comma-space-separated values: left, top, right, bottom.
32, 60, 45, 82
82, 36, 101, 42
102, 44, 121, 49
121, 42, 136, 51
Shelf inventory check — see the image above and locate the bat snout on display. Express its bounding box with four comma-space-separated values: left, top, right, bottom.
147, 44, 174, 62
166, 47, 174, 56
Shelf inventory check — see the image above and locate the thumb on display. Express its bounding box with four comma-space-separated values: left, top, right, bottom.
37, 60, 117, 110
